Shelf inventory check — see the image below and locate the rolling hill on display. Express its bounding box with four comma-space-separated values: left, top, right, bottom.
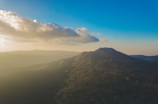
0, 48, 158, 104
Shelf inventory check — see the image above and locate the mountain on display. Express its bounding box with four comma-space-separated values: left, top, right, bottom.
0, 50, 80, 77
0, 48, 158, 104
130, 55, 158, 63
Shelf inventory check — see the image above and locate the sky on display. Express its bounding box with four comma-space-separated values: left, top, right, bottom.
0, 0, 158, 55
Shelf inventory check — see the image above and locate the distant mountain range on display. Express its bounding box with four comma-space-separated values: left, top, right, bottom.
130, 55, 158, 63
0, 48, 158, 104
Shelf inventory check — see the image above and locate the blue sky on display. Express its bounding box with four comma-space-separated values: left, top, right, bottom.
0, 0, 158, 55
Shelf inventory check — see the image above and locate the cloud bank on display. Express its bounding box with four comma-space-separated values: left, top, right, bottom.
0, 10, 107, 45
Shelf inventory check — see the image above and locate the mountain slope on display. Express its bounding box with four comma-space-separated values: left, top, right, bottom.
55, 48, 158, 104
0, 48, 158, 104
130, 55, 158, 63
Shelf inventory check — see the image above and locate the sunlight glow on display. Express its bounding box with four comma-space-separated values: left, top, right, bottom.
0, 35, 8, 47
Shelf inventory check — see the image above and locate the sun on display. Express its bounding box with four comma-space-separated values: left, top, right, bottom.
0, 38, 5, 47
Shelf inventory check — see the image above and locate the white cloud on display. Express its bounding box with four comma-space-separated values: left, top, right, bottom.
90, 32, 96, 36
90, 32, 102, 36
0, 10, 106, 45
76, 28, 88, 36
100, 37, 108, 42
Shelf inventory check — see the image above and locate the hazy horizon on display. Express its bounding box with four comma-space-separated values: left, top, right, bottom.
0, 48, 158, 56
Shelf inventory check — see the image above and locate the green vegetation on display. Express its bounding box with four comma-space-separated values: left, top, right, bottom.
0, 48, 158, 104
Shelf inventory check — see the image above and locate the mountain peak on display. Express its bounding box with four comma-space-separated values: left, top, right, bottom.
95, 47, 115, 52
94, 47, 121, 56
75, 47, 129, 61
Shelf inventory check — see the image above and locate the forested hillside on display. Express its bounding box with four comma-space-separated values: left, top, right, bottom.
0, 48, 158, 104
